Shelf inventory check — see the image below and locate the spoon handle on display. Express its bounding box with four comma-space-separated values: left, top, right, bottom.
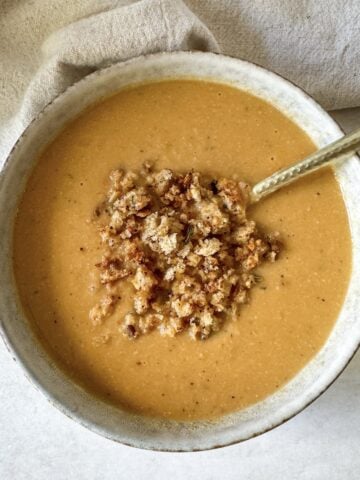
251, 126, 360, 203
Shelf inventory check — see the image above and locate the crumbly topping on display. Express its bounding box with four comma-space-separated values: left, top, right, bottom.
90, 164, 282, 340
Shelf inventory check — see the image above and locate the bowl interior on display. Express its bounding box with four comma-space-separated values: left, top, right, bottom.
0, 52, 359, 451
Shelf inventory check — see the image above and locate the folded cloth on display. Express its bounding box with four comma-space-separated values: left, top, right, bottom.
0, 0, 218, 161
1, 0, 359, 162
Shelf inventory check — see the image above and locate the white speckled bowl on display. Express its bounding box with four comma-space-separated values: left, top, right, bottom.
0, 52, 359, 452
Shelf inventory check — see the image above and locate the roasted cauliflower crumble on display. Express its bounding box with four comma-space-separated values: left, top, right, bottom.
90, 163, 282, 340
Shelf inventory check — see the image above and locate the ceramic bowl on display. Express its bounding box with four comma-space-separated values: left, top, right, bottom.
0, 52, 359, 452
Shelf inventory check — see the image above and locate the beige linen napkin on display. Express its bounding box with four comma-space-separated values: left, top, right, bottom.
0, 0, 218, 161
1, 0, 359, 162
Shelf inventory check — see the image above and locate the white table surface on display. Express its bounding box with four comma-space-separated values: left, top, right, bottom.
0, 108, 359, 479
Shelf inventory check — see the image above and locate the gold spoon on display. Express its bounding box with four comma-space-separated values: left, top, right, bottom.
251, 127, 360, 203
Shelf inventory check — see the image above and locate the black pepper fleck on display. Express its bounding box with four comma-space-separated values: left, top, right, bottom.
210, 180, 218, 194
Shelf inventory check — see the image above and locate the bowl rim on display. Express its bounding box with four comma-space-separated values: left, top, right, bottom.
0, 50, 359, 452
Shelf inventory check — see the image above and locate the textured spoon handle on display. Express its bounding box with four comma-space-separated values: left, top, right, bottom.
251, 126, 360, 203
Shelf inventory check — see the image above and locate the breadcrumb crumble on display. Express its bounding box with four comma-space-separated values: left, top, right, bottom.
89, 163, 282, 340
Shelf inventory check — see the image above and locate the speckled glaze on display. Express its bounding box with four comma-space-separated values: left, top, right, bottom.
0, 52, 359, 452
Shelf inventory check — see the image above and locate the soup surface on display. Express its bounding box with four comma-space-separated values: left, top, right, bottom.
13, 80, 351, 420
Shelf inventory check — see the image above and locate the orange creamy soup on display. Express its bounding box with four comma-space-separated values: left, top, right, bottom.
13, 80, 351, 420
